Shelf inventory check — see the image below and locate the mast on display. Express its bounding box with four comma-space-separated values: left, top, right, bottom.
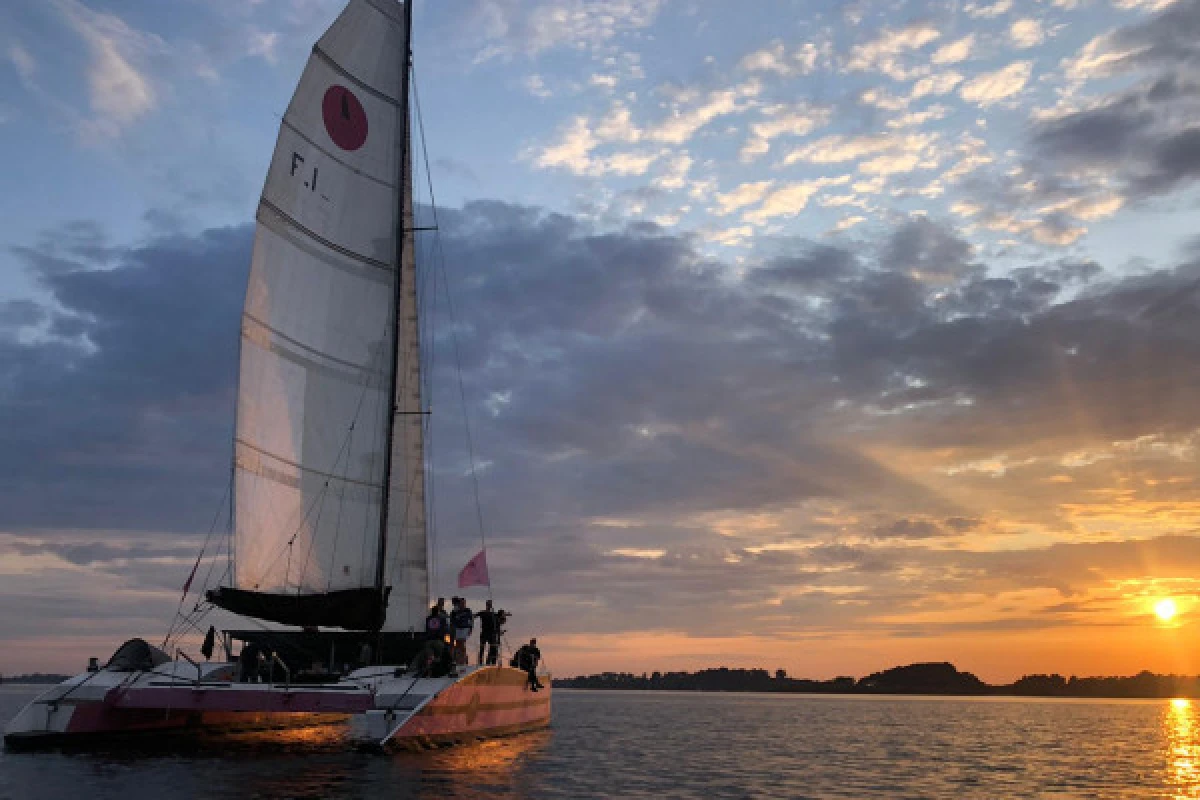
375, 0, 414, 603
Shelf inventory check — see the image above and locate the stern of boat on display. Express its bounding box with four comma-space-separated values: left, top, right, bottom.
350, 665, 551, 750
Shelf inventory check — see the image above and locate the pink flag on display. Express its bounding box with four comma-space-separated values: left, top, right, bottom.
458, 549, 489, 589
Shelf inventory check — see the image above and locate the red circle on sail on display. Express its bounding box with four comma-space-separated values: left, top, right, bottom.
322, 86, 368, 151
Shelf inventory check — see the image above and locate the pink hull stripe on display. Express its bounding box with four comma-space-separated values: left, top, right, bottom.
108, 686, 375, 714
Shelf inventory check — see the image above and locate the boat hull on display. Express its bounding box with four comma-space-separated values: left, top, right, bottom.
381, 666, 551, 749
4, 665, 550, 752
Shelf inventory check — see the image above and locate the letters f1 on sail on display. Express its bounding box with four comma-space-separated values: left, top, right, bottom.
458, 550, 489, 589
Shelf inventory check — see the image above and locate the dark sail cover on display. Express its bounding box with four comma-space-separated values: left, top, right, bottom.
206, 587, 388, 631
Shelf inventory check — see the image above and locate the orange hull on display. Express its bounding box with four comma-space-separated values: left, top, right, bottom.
388, 666, 551, 748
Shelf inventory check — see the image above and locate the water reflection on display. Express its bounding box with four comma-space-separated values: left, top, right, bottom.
387, 729, 553, 798
1167, 698, 1200, 799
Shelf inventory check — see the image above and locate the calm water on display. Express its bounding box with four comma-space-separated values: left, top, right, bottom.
3, 684, 1200, 798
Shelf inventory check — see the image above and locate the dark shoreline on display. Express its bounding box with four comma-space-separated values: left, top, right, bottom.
553, 662, 1200, 699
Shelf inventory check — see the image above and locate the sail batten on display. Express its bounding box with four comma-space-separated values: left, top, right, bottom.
214, 0, 427, 632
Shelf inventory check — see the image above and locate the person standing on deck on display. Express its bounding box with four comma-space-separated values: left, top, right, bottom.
450, 597, 474, 666
475, 600, 502, 665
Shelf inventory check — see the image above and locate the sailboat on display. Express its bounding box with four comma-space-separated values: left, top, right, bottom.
4, 0, 550, 751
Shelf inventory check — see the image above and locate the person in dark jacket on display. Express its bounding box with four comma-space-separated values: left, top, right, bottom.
425, 598, 450, 642
475, 600, 500, 665
238, 642, 264, 683
512, 638, 543, 691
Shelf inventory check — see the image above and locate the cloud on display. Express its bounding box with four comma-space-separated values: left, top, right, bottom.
54, 0, 163, 136
6, 202, 1200, 674
2, 221, 248, 531
1114, 0, 1181, 10
845, 22, 941, 80
1031, 72, 1200, 197
959, 61, 1033, 106
1063, 0, 1200, 82
965, 0, 1014, 18
932, 34, 975, 65
782, 132, 941, 180
740, 40, 829, 76
653, 152, 693, 190
469, 0, 667, 60
834, 215, 868, 232
910, 71, 964, 100
743, 176, 852, 223
533, 81, 759, 174
523, 74, 552, 98
740, 41, 793, 75
1010, 18, 1046, 48
739, 102, 831, 161
534, 115, 598, 172
784, 134, 894, 165
646, 81, 761, 145
7, 42, 36, 83
713, 180, 774, 215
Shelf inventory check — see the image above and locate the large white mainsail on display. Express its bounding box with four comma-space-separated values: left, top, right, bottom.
210, 0, 427, 631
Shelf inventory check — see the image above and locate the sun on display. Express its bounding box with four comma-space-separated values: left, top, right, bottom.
1156, 598, 1178, 621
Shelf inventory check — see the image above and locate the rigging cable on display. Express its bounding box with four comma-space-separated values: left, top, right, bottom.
412, 67, 492, 602
162, 472, 232, 649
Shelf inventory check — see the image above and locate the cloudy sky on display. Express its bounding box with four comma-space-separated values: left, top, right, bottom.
2, 0, 1199, 681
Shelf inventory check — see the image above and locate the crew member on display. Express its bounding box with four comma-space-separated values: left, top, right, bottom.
512, 638, 543, 691
425, 598, 450, 642
450, 597, 474, 666
475, 601, 497, 665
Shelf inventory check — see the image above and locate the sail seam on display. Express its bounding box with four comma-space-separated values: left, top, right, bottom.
313, 45, 399, 107
258, 198, 392, 271
361, 0, 405, 26
242, 323, 386, 390
235, 438, 383, 491
256, 205, 392, 284
280, 117, 395, 191
243, 312, 380, 376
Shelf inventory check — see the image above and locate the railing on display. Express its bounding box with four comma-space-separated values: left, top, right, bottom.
268, 652, 290, 689
176, 649, 202, 686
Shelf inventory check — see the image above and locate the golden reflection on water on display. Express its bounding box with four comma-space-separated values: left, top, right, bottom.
415, 729, 552, 774
1168, 698, 1200, 799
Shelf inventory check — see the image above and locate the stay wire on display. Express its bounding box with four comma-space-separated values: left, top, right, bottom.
412, 68, 492, 602
163, 472, 232, 649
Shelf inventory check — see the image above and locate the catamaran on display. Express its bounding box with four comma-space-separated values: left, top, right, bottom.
4, 0, 550, 751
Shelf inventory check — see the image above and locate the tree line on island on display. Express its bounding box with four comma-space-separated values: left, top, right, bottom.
553, 662, 1200, 699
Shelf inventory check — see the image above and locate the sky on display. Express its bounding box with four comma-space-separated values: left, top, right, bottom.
1, 0, 1199, 682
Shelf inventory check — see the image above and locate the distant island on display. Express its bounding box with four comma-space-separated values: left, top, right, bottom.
554, 662, 1200, 699
2, 673, 71, 685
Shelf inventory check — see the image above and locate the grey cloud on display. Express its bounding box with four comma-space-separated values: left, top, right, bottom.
881, 216, 977, 282
1029, 1, 1200, 202
2, 202, 1198, 649
0, 299, 46, 331
872, 518, 946, 540
1, 222, 248, 531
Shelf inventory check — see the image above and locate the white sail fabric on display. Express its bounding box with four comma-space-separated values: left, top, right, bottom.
232, 0, 428, 630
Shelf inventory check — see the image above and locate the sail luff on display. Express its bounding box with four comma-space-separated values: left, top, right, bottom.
381, 0, 429, 632
376, 0, 413, 602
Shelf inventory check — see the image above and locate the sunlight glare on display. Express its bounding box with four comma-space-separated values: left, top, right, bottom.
1157, 599, 1179, 622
